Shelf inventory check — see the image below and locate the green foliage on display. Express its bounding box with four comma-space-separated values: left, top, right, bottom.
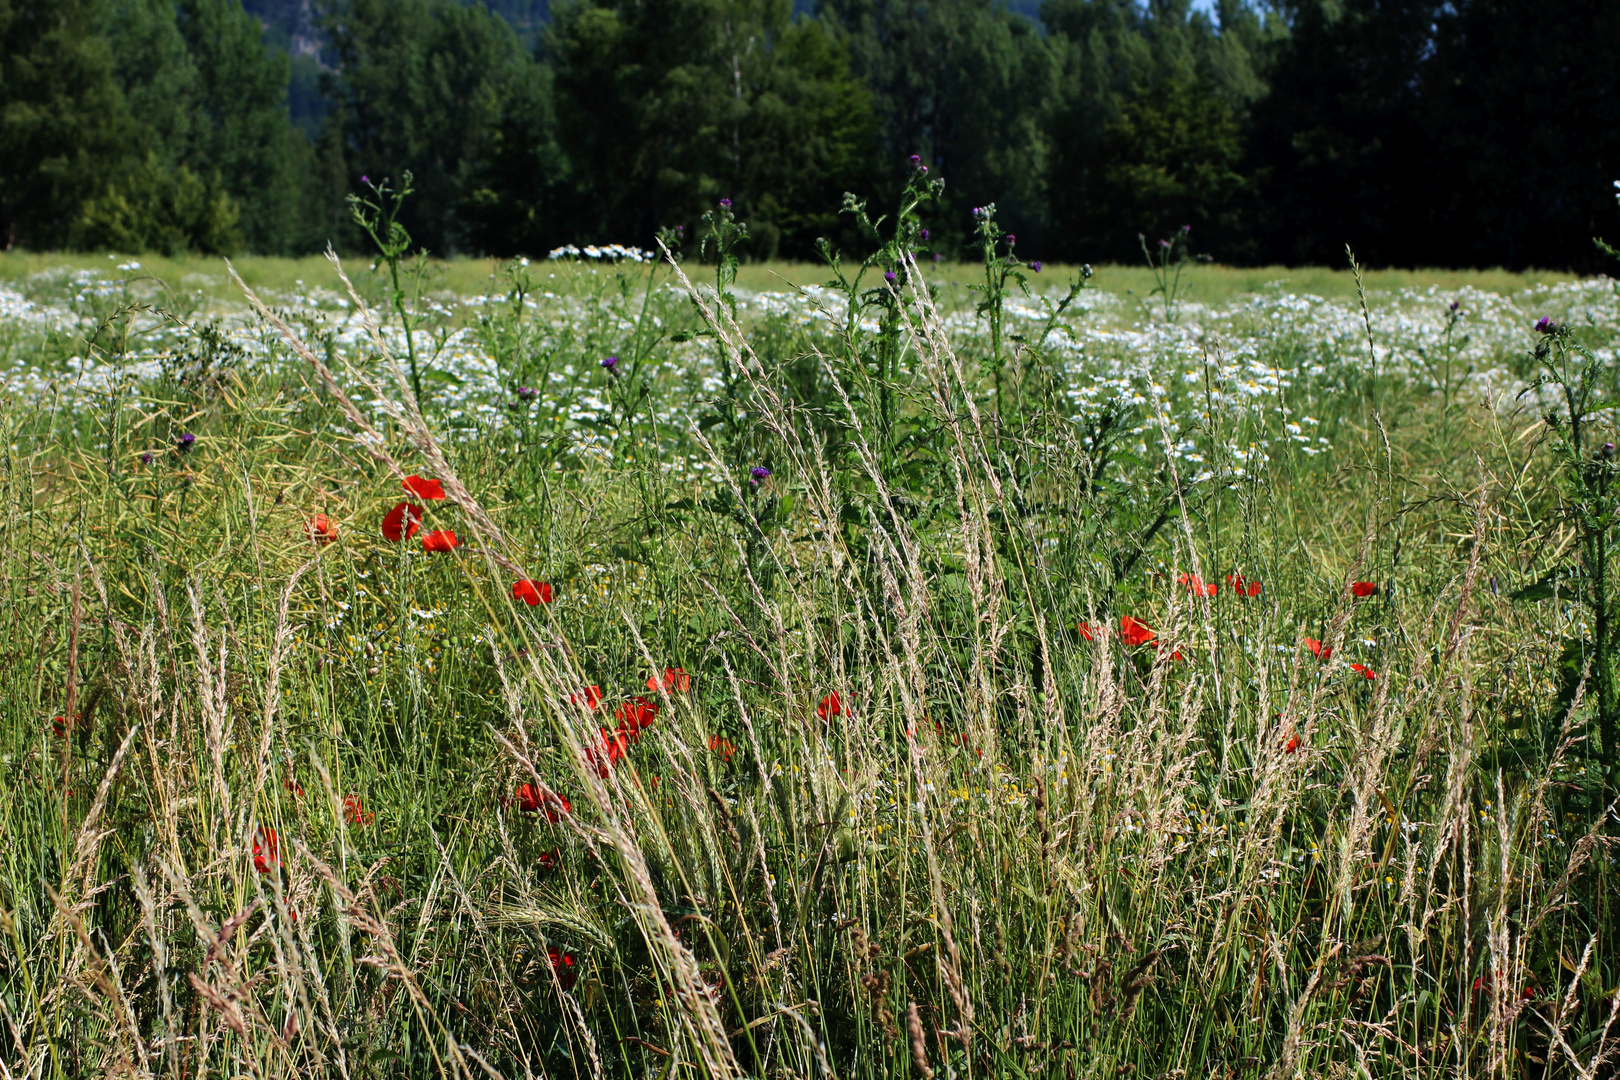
0, 0, 142, 248
74, 151, 243, 254
319, 0, 540, 254
549, 0, 877, 259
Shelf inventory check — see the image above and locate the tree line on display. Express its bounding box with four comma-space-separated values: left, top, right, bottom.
2, 0, 1617, 268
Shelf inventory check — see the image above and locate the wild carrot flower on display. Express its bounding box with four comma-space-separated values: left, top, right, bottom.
421, 530, 458, 553
253, 828, 279, 874
1350, 581, 1378, 597
647, 667, 690, 693
307, 514, 338, 545
818, 692, 844, 720
403, 475, 446, 500
1119, 616, 1156, 647
382, 502, 423, 542
512, 580, 553, 605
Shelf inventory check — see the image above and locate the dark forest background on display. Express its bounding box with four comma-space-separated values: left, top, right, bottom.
2, 0, 1617, 268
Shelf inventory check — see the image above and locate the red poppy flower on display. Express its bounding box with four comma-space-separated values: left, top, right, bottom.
615, 696, 659, 739
587, 727, 630, 777
382, 502, 423, 542
647, 667, 691, 693
1178, 572, 1217, 597
403, 475, 446, 500
548, 946, 578, 990
1351, 582, 1379, 598
512, 580, 553, 606
1074, 622, 1095, 641
538, 848, 561, 871
1305, 638, 1333, 659
343, 794, 374, 826
1283, 733, 1301, 754
514, 784, 570, 821
307, 513, 338, 545
1225, 573, 1262, 597
817, 692, 844, 720
1120, 616, 1156, 647
253, 828, 279, 874
571, 686, 604, 712
1350, 662, 1376, 680
285, 774, 304, 799
421, 530, 459, 553
48, 715, 72, 739
708, 735, 737, 762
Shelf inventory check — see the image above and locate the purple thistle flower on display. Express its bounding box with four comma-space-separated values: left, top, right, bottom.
1449, 300, 1460, 312
1535, 316, 1556, 334
749, 465, 771, 487
601, 355, 620, 376
1181, 224, 1191, 234
1004, 234, 1016, 247
176, 432, 196, 452
361, 175, 370, 184
909, 154, 921, 167
516, 385, 537, 401
140, 451, 155, 465
885, 270, 897, 284
719, 198, 732, 210
1028, 261, 1042, 273
1159, 239, 1171, 249
919, 228, 929, 241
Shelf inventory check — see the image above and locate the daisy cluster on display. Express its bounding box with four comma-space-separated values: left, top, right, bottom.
1, 264, 1614, 483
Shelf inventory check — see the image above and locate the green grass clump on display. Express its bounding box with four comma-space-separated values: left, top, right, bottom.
0, 247, 1616, 1080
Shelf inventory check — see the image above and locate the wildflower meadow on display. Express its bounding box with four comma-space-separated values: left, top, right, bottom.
2, 187, 1619, 1080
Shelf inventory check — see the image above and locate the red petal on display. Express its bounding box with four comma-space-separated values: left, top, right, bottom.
1351, 582, 1379, 598
512, 580, 543, 605
403, 475, 446, 500
421, 530, 459, 552
382, 502, 423, 542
